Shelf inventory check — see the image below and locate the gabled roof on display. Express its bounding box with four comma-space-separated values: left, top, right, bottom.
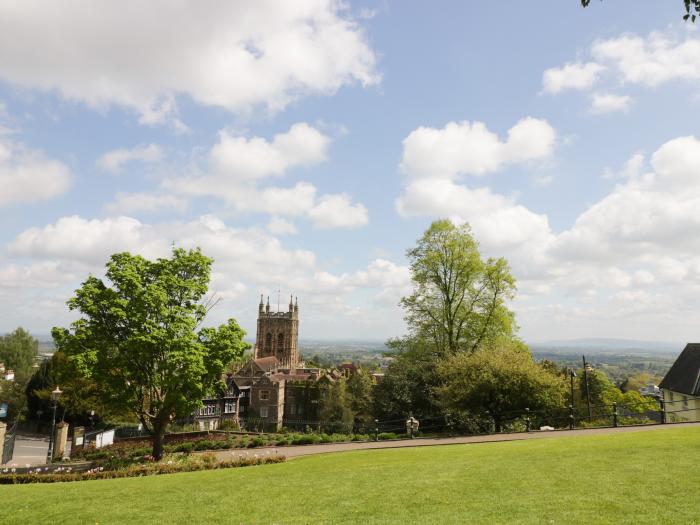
253, 356, 279, 372
659, 343, 700, 396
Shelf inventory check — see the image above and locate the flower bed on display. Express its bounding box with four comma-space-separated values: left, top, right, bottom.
0, 452, 285, 484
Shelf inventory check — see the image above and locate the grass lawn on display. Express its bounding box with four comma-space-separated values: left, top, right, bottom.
3, 426, 700, 524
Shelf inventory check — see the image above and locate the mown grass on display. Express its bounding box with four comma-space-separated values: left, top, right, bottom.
3, 426, 700, 524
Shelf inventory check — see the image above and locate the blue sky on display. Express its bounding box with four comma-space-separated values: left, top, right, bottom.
1, 1, 700, 342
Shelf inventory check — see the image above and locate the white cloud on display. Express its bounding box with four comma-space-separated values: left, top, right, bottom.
166, 123, 368, 229
0, 139, 72, 207
602, 152, 645, 180
103, 192, 188, 215
4, 214, 404, 337
267, 216, 299, 235
590, 92, 632, 114
308, 193, 369, 229
209, 123, 329, 181
592, 30, 700, 87
97, 143, 162, 173
400, 117, 555, 179
542, 62, 604, 94
0, 1, 379, 125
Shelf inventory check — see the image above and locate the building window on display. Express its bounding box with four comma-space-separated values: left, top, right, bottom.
265, 333, 272, 353
260, 407, 269, 418
278, 333, 285, 350
260, 390, 270, 401
289, 404, 296, 416
225, 402, 236, 414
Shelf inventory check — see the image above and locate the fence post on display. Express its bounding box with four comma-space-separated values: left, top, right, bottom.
374, 419, 379, 442
612, 402, 618, 428
659, 397, 666, 424
525, 408, 531, 432
569, 405, 575, 430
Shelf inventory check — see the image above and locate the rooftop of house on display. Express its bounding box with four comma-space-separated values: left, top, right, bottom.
659, 343, 700, 396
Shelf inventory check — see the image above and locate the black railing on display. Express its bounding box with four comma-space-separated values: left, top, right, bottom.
2, 421, 17, 464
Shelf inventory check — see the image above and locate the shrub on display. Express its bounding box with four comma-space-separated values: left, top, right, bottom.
248, 437, 265, 448
172, 442, 194, 454
218, 419, 240, 431
193, 440, 214, 451
378, 432, 398, 440
320, 433, 331, 443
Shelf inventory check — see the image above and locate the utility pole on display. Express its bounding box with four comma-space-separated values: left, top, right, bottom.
582, 355, 592, 420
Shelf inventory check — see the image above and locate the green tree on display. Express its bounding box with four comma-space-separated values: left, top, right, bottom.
52, 248, 249, 459
373, 337, 441, 421
401, 220, 516, 356
319, 378, 354, 433
0, 327, 38, 379
581, 0, 700, 22
436, 342, 565, 432
346, 369, 375, 429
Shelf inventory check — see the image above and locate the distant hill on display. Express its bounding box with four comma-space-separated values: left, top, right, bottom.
529, 338, 681, 355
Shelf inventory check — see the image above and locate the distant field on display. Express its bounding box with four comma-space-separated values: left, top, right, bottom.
3, 427, 700, 524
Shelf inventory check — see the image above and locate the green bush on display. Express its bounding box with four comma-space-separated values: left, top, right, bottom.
378, 432, 398, 440
172, 442, 194, 454
193, 440, 214, 451
248, 437, 265, 448
320, 433, 331, 443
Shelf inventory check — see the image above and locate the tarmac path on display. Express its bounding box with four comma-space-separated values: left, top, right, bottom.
212, 421, 700, 462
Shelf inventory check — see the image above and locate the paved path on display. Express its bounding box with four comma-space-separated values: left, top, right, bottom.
212, 421, 700, 462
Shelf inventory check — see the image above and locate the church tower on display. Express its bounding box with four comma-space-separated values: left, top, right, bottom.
254, 294, 299, 370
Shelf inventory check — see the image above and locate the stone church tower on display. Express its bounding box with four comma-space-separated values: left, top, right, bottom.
254, 294, 299, 369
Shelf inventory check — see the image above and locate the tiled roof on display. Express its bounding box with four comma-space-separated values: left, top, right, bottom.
659, 343, 700, 396
253, 356, 279, 371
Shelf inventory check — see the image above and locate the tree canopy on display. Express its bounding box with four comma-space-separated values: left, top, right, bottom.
436, 341, 565, 432
401, 220, 516, 355
0, 327, 38, 379
52, 248, 249, 458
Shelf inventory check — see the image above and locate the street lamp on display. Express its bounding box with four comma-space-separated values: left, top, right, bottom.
46, 386, 62, 463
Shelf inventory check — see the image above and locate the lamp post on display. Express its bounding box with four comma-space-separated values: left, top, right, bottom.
569, 369, 577, 408
46, 386, 62, 463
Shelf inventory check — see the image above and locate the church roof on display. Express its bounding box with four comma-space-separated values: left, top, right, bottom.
253, 356, 279, 372
659, 343, 700, 396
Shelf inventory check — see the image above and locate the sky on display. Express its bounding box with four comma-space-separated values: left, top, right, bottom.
1, 1, 700, 343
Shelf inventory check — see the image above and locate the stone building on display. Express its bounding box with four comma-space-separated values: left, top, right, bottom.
194, 294, 362, 432
254, 295, 299, 368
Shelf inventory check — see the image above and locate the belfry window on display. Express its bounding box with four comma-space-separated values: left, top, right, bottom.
265, 333, 272, 353
278, 333, 285, 351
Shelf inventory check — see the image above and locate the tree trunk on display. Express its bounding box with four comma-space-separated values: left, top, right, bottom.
152, 421, 167, 460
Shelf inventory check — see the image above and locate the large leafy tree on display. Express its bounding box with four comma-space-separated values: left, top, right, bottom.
401, 220, 516, 355
436, 341, 565, 432
52, 248, 249, 459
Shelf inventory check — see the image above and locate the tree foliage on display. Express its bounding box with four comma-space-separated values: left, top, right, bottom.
346, 369, 375, 428
52, 248, 249, 459
436, 341, 566, 431
581, 0, 700, 22
0, 327, 38, 379
401, 220, 516, 355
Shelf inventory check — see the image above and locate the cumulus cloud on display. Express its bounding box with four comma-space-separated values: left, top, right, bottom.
166, 123, 368, 230
542, 62, 605, 94
0, 1, 379, 125
592, 30, 700, 87
400, 117, 555, 179
590, 93, 632, 114
103, 192, 188, 215
4, 213, 405, 337
209, 123, 329, 181
267, 216, 299, 236
0, 139, 72, 207
308, 194, 369, 229
97, 144, 162, 173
